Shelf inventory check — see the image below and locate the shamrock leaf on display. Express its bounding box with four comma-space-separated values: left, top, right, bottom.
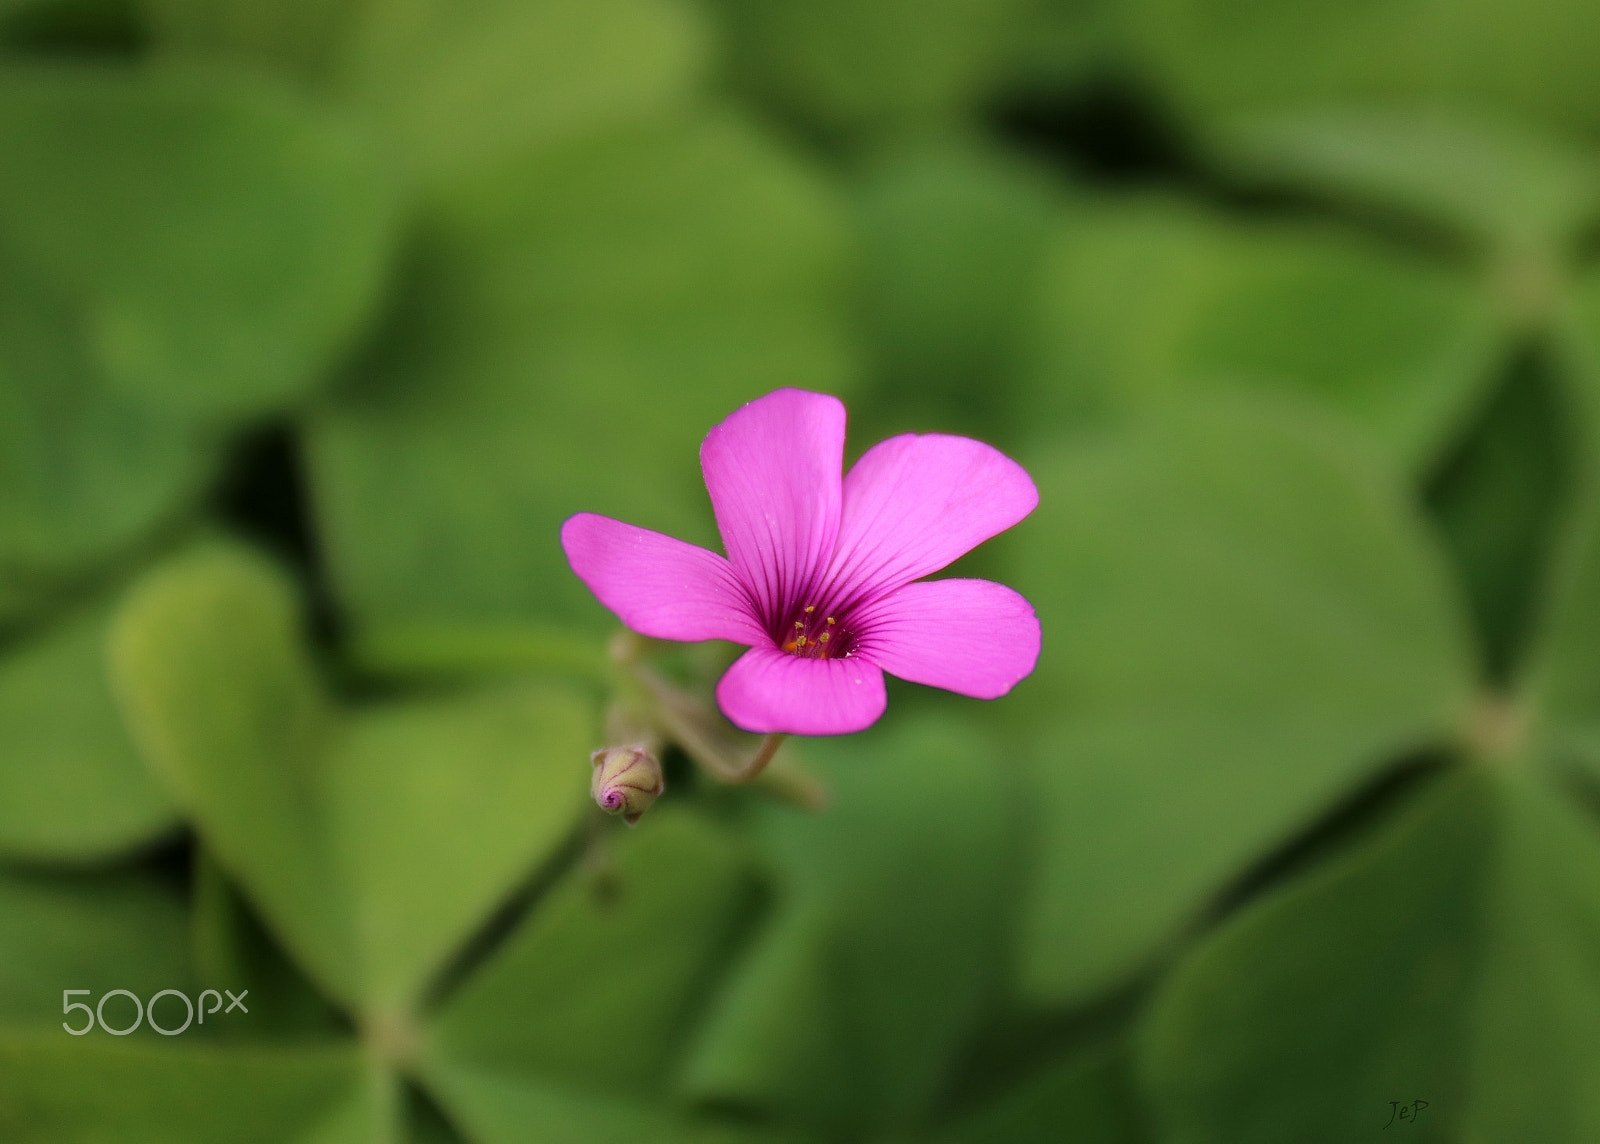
306, 113, 856, 666
0, 866, 194, 1034
0, 1033, 381, 1144
423, 809, 770, 1144
1011, 396, 1476, 1005
681, 715, 1018, 1138
1139, 766, 1600, 1143
0, 591, 177, 861
1023, 198, 1504, 473
339, 0, 709, 188
109, 540, 594, 1019
0, 63, 394, 424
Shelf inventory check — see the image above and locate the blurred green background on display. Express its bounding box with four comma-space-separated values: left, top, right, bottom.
5, 0, 1600, 1140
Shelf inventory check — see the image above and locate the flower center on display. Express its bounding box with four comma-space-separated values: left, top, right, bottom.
779, 603, 856, 659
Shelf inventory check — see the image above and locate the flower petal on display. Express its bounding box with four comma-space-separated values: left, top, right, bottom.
854, 578, 1040, 699
561, 513, 764, 644
701, 388, 845, 621
716, 645, 887, 735
826, 434, 1038, 598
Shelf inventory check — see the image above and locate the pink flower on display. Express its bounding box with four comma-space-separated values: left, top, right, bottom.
561, 388, 1041, 735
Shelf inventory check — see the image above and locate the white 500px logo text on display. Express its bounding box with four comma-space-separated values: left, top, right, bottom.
62, 988, 248, 1036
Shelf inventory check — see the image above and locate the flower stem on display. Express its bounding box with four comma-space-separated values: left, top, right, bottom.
728, 733, 787, 783
609, 636, 802, 789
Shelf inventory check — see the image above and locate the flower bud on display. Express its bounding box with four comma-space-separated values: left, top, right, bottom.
590, 747, 664, 825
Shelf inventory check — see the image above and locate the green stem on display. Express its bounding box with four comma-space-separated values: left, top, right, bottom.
726, 732, 788, 783
608, 630, 806, 789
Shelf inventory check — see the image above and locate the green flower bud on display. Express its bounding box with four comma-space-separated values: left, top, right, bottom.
590, 747, 664, 825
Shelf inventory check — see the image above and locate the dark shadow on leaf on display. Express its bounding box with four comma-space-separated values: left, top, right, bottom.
214, 421, 345, 653
1201, 750, 1452, 927
1424, 342, 1572, 685
0, 0, 144, 58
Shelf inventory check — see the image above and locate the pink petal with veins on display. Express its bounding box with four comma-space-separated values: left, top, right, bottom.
716, 644, 887, 735
701, 388, 845, 623
854, 578, 1041, 699
825, 433, 1038, 598
561, 513, 765, 644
